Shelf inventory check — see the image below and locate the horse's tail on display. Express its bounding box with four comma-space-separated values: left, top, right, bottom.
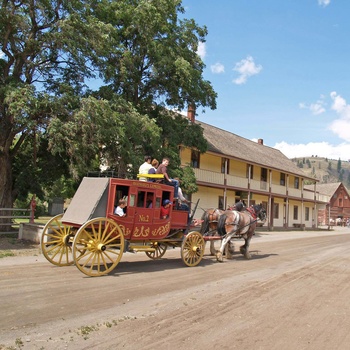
199, 211, 210, 234
217, 212, 227, 236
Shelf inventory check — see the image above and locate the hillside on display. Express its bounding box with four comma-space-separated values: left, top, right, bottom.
291, 156, 350, 187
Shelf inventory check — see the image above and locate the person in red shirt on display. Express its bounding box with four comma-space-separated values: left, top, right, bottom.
156, 157, 179, 198
160, 199, 172, 219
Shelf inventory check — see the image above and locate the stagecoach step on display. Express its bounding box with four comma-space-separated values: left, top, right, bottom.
128, 245, 156, 253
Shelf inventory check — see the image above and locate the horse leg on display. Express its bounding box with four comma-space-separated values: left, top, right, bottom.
225, 239, 235, 259
210, 240, 217, 256
216, 236, 231, 262
240, 237, 252, 259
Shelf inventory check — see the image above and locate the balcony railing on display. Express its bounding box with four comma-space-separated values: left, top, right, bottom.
193, 168, 224, 185
193, 168, 328, 203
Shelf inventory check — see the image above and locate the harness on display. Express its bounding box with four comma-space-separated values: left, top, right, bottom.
245, 206, 257, 219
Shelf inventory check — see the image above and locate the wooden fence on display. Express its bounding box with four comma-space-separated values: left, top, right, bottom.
0, 208, 33, 234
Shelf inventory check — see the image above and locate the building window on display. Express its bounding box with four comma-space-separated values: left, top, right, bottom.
218, 196, 224, 210
246, 164, 254, 179
273, 203, 279, 219
294, 177, 299, 189
280, 173, 285, 186
339, 198, 343, 207
191, 150, 200, 168
293, 206, 298, 220
221, 158, 230, 174
305, 207, 310, 221
261, 168, 267, 182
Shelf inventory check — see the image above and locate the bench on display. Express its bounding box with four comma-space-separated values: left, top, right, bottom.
293, 223, 305, 229
137, 174, 164, 180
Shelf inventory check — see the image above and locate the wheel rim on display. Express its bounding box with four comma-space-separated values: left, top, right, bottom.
72, 218, 124, 277
145, 242, 167, 259
40, 214, 75, 266
181, 231, 205, 267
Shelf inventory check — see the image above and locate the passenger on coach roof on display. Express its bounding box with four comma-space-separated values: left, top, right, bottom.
138, 155, 152, 181
156, 157, 179, 199
147, 159, 159, 182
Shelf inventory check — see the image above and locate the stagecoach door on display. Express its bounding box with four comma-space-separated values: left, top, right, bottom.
128, 187, 163, 240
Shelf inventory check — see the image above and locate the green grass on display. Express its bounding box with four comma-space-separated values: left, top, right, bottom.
0, 251, 15, 258
14, 217, 52, 225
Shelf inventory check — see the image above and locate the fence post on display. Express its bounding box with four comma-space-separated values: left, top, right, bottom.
30, 195, 36, 224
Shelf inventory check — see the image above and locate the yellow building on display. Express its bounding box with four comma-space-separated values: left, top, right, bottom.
180, 119, 328, 230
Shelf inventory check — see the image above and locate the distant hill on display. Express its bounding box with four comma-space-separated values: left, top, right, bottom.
291, 156, 350, 187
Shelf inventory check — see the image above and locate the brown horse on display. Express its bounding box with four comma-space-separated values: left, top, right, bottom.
200, 208, 236, 256
216, 204, 266, 262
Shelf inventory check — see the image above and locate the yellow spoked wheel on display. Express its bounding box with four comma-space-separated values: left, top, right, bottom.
181, 231, 205, 267
72, 218, 124, 277
41, 214, 76, 266
145, 242, 167, 259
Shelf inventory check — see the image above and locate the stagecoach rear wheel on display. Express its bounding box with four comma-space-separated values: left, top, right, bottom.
41, 214, 76, 266
145, 242, 167, 259
181, 231, 205, 267
72, 218, 125, 277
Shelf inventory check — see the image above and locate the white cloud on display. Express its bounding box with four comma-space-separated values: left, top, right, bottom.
197, 42, 206, 60
233, 55, 262, 85
0, 51, 4, 59
329, 91, 350, 142
211, 62, 225, 74
318, 0, 331, 7
273, 141, 350, 161
299, 97, 326, 115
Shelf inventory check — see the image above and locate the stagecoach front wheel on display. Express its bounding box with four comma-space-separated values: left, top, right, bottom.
181, 231, 205, 267
41, 214, 76, 266
145, 242, 167, 259
72, 218, 124, 277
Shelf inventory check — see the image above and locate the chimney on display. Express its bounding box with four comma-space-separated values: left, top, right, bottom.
187, 103, 195, 123
258, 139, 264, 145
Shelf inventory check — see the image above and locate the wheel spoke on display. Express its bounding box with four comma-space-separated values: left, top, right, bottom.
72, 218, 124, 277
41, 214, 75, 266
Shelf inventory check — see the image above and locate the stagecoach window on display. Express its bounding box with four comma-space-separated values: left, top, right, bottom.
115, 185, 130, 206
129, 194, 136, 207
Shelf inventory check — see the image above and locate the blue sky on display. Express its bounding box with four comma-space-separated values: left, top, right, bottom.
182, 0, 350, 160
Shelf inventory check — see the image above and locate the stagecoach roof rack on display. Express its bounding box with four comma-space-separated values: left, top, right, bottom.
87, 170, 120, 178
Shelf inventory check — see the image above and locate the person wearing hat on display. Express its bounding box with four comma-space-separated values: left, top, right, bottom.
160, 199, 172, 219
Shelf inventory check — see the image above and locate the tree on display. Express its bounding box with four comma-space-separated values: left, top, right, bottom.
0, 0, 217, 229
337, 158, 342, 173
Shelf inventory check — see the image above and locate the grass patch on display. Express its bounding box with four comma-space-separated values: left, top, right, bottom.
0, 251, 15, 259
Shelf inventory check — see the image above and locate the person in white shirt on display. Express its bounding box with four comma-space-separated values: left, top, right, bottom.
174, 177, 190, 211
114, 199, 127, 217
138, 155, 152, 181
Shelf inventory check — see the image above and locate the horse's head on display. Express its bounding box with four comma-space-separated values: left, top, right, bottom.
252, 204, 267, 222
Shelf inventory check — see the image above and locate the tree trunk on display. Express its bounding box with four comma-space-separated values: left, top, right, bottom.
0, 149, 14, 232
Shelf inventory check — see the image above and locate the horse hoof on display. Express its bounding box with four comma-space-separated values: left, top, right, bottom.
216, 252, 224, 262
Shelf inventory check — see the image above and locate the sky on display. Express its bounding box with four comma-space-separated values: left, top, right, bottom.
181, 0, 350, 161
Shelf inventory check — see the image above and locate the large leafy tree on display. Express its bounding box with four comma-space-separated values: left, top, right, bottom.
0, 0, 217, 229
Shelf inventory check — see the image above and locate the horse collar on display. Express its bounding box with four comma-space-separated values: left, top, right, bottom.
246, 207, 257, 219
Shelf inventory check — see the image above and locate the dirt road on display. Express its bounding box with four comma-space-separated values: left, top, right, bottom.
1, 228, 350, 350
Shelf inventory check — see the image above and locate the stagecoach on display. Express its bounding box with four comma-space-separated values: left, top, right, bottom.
41, 176, 205, 277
